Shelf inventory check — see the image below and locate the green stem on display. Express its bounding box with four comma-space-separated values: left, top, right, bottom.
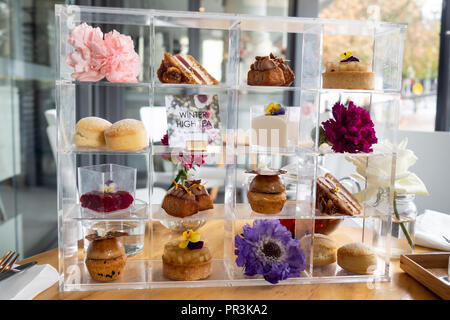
393, 191, 414, 250
168, 166, 189, 190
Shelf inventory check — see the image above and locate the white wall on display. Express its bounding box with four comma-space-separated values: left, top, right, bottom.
397, 130, 450, 215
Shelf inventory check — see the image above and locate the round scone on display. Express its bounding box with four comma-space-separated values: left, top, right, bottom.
74, 117, 112, 147
104, 119, 149, 151
337, 242, 378, 274
247, 191, 286, 214
85, 231, 128, 282
249, 175, 285, 194
162, 240, 212, 281
300, 233, 337, 267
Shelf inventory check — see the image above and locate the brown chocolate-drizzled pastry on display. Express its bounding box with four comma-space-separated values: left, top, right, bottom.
161, 181, 199, 218
85, 230, 128, 282
316, 173, 362, 216
246, 168, 287, 214
185, 179, 214, 211
247, 53, 295, 86
85, 231, 128, 242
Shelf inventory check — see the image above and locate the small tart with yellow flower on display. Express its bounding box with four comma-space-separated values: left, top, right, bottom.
161, 180, 199, 218
322, 51, 375, 90
162, 230, 212, 281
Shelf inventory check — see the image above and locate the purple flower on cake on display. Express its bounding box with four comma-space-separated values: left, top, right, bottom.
321, 101, 377, 153
340, 51, 360, 62
234, 219, 305, 284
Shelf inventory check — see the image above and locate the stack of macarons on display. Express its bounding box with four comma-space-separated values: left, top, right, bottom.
74, 117, 149, 151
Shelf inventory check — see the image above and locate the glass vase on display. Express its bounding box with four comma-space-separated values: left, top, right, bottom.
391, 193, 417, 258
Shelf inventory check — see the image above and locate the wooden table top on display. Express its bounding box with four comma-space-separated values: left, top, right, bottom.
19, 220, 441, 300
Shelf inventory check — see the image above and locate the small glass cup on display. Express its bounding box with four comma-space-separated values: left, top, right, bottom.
78, 164, 137, 217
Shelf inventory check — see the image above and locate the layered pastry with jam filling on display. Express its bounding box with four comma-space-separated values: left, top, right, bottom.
322, 51, 375, 90
316, 173, 362, 216
157, 53, 219, 85
162, 230, 212, 281
247, 53, 295, 86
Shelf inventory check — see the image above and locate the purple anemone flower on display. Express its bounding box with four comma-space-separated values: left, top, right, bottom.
234, 219, 305, 284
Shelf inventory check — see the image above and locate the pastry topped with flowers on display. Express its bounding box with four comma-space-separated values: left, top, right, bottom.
322, 51, 375, 90
161, 179, 213, 218
162, 229, 212, 281
251, 102, 299, 148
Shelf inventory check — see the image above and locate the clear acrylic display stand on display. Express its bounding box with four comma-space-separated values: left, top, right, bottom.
55, 4, 406, 291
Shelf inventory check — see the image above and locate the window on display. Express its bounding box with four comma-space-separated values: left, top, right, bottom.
319, 0, 443, 132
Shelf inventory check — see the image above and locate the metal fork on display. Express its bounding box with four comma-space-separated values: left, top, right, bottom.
0, 251, 20, 274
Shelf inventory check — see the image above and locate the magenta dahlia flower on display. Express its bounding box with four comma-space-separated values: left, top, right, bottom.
322, 101, 377, 153
235, 220, 305, 284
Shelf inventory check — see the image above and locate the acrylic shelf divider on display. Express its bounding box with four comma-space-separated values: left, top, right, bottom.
56, 4, 406, 291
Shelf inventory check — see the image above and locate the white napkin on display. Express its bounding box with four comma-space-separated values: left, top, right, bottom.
0, 264, 59, 300
415, 209, 450, 251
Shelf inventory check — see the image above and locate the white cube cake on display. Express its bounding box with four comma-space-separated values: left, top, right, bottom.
251, 113, 299, 148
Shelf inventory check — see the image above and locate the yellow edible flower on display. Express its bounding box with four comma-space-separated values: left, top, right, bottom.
100, 184, 115, 193
265, 102, 282, 115
179, 229, 201, 248
340, 51, 352, 60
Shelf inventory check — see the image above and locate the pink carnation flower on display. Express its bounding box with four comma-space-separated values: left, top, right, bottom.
322, 101, 377, 153
65, 22, 104, 81
91, 30, 141, 83
66, 23, 141, 83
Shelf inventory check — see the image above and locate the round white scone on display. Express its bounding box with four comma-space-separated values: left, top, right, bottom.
104, 119, 149, 151
74, 117, 112, 147
300, 233, 337, 267
337, 242, 378, 274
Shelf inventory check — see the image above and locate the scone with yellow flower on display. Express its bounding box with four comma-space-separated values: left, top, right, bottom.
322, 51, 375, 90
252, 102, 298, 148
162, 230, 212, 281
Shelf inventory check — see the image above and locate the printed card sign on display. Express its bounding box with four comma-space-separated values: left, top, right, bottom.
165, 94, 221, 149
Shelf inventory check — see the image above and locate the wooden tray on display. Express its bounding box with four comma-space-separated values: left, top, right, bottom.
400, 252, 450, 299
